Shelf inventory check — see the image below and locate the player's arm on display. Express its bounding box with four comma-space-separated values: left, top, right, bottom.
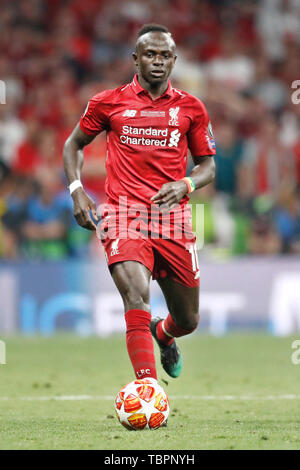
151, 156, 215, 210
63, 123, 98, 230
189, 154, 216, 189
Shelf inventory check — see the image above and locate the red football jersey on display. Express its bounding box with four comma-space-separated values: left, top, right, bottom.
79, 74, 215, 209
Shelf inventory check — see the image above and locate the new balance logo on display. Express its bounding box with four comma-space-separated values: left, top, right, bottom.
123, 110, 137, 117
111, 238, 120, 256
168, 129, 181, 147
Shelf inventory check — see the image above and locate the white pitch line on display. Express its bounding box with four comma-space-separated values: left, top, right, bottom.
174, 394, 300, 401
1, 394, 300, 402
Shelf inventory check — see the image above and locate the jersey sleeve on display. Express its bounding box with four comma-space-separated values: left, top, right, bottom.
187, 99, 216, 156
79, 92, 110, 136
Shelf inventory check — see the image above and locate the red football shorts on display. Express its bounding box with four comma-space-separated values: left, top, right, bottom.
98, 207, 200, 288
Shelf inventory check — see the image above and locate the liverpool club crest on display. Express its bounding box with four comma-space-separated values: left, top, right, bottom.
168, 107, 180, 126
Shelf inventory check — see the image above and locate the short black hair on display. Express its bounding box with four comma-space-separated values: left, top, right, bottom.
137, 23, 171, 38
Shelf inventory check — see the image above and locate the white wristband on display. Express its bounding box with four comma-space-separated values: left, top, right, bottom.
68, 179, 83, 195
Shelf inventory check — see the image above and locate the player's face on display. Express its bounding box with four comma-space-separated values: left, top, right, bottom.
133, 32, 177, 85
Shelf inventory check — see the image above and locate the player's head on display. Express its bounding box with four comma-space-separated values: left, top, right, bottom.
133, 24, 177, 85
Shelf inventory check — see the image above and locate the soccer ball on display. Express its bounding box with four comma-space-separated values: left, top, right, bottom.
114, 378, 169, 430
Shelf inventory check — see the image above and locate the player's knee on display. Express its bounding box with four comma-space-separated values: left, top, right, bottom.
122, 285, 150, 312
182, 311, 200, 332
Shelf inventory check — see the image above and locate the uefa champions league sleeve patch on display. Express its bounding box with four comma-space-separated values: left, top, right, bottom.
206, 121, 216, 151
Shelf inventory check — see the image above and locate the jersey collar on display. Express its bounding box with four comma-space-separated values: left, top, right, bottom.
131, 74, 174, 99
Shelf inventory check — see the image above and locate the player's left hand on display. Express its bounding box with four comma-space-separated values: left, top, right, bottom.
150, 180, 188, 211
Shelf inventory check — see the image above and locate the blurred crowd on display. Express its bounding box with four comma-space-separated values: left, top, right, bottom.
0, 0, 300, 260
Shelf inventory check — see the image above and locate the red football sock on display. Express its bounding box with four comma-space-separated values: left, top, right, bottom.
156, 318, 174, 346
156, 314, 196, 346
125, 309, 157, 380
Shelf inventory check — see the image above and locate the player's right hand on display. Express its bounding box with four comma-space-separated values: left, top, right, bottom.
150, 180, 188, 211
71, 187, 98, 231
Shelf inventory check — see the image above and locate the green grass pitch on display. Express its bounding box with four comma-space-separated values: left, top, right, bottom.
1, 334, 300, 450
